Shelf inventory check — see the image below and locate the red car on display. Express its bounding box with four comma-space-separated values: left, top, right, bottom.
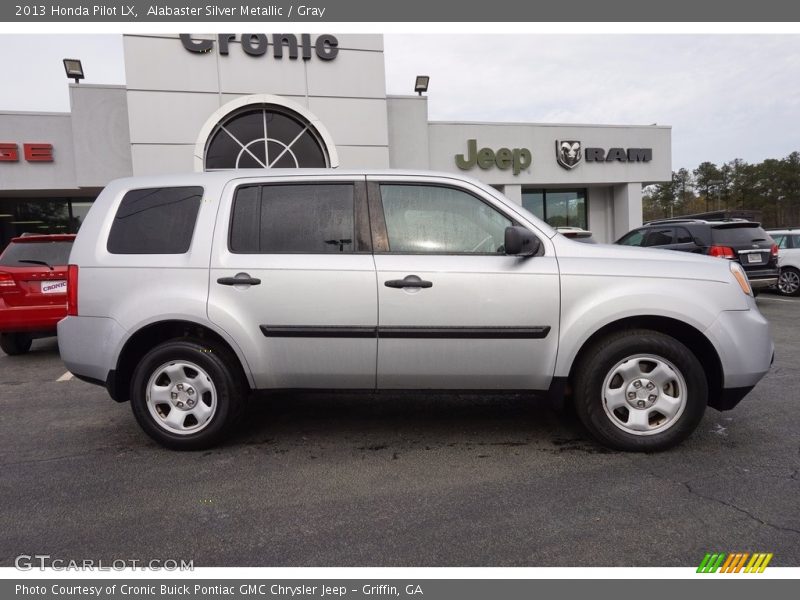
0, 234, 76, 355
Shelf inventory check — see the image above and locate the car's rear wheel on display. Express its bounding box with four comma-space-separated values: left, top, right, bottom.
777, 267, 800, 296
573, 329, 707, 452
130, 338, 246, 450
0, 333, 33, 356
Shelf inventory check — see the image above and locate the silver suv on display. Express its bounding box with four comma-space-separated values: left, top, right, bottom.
57, 170, 774, 451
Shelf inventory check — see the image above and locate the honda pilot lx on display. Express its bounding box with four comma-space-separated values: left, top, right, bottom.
57, 171, 774, 451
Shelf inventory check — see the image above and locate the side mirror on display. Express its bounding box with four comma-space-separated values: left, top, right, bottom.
504, 226, 541, 257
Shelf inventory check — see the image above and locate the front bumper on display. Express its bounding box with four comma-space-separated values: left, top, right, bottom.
712, 343, 774, 410
705, 304, 774, 392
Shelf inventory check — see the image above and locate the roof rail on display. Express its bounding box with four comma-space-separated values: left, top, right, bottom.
644, 218, 704, 225
644, 217, 753, 226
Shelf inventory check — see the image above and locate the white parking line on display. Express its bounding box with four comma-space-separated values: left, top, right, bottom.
56, 372, 74, 382
757, 296, 798, 303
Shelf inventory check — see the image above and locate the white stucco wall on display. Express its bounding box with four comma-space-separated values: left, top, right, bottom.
123, 33, 390, 174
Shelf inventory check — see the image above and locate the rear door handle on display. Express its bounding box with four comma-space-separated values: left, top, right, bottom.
384, 275, 433, 289
217, 273, 261, 286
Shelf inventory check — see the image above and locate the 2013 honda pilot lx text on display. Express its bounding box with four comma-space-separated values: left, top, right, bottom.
57, 170, 774, 451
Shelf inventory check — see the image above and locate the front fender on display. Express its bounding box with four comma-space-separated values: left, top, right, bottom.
554, 274, 735, 378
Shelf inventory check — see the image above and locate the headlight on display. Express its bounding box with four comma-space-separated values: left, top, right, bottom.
730, 262, 752, 296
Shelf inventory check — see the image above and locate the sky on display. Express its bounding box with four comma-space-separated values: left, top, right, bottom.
2, 33, 800, 172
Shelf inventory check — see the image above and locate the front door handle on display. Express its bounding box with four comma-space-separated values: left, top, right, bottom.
217, 273, 261, 286
384, 275, 433, 289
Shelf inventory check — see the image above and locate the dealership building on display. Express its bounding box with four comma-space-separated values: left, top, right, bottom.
0, 34, 671, 248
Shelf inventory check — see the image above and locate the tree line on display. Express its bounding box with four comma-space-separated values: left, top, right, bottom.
642, 152, 800, 227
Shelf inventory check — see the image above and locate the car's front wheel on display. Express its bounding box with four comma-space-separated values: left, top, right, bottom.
130, 338, 246, 450
777, 267, 800, 296
0, 333, 32, 356
573, 329, 707, 452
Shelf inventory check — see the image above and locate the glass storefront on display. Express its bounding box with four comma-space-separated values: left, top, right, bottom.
0, 197, 94, 251
522, 189, 588, 229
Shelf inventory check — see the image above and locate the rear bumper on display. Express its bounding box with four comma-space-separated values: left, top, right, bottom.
0, 305, 65, 333
745, 267, 779, 289
750, 277, 778, 290
57, 315, 126, 384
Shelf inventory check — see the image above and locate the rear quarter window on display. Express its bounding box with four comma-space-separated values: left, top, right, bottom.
0, 241, 73, 266
107, 187, 203, 254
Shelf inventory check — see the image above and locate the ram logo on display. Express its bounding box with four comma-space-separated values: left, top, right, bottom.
556, 140, 582, 169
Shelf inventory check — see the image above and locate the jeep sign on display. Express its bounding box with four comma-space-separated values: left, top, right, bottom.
455, 139, 532, 176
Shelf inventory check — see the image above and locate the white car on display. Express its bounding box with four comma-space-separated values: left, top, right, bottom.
57, 170, 773, 451
767, 228, 800, 296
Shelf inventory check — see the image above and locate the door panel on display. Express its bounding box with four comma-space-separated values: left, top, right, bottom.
374, 254, 560, 389
368, 178, 560, 390
207, 176, 378, 389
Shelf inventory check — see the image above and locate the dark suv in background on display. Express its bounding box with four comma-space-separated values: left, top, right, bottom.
616, 219, 779, 291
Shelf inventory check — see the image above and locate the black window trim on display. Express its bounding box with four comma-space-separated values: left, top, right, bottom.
366, 181, 542, 257
227, 180, 371, 255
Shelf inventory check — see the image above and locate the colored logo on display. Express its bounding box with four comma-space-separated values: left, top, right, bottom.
697, 552, 773, 573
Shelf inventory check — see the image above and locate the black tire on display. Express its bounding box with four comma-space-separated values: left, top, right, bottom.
130, 338, 246, 450
777, 267, 800, 296
572, 329, 707, 452
0, 333, 32, 356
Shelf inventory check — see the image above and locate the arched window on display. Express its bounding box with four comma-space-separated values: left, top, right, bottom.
204, 104, 330, 170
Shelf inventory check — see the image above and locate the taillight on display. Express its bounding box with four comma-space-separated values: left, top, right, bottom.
0, 271, 15, 289
771, 243, 779, 258
709, 245, 735, 259
66, 264, 78, 316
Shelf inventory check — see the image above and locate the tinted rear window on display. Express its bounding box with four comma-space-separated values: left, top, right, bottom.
711, 225, 770, 246
107, 187, 203, 254
0, 241, 73, 266
230, 184, 355, 253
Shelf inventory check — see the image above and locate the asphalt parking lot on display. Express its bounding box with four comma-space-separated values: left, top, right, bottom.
1, 296, 799, 568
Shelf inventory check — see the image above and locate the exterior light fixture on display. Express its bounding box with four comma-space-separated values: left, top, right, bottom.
414, 75, 430, 96
63, 59, 84, 84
